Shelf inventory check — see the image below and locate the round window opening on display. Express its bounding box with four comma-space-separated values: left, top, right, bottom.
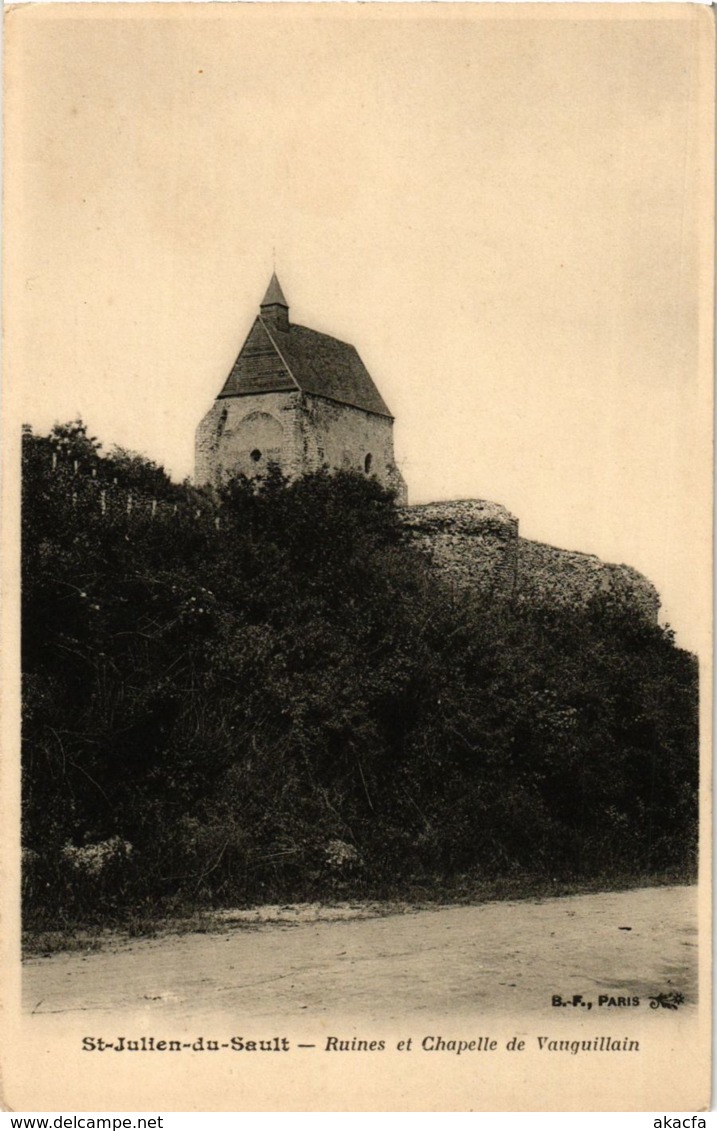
364, 453, 373, 474
250, 449, 262, 463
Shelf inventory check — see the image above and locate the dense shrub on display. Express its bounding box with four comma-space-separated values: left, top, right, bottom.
21, 423, 699, 925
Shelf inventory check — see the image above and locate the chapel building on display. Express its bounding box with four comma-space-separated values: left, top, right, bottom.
195, 275, 407, 502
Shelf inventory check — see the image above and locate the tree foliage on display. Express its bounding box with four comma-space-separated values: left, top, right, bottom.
21, 423, 699, 923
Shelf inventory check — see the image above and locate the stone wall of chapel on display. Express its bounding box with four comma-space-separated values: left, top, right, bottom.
196, 390, 407, 502
195, 392, 304, 486
296, 395, 407, 503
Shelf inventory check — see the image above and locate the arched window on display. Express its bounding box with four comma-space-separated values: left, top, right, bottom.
364, 453, 373, 474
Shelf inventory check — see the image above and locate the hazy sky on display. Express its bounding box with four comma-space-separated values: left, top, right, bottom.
5, 3, 713, 654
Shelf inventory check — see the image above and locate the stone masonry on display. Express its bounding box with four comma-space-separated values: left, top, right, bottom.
401, 500, 659, 621
400, 500, 519, 598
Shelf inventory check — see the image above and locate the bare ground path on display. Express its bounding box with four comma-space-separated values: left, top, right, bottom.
23, 885, 697, 1023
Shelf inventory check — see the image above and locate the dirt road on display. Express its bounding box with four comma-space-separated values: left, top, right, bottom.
23, 885, 697, 1023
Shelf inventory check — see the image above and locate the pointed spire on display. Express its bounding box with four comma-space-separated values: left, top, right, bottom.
259, 272, 289, 333
261, 272, 288, 310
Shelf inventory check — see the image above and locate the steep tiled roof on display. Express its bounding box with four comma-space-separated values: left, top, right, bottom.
219, 318, 297, 398
218, 315, 392, 418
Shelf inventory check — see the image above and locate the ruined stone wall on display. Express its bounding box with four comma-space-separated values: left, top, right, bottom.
515, 539, 660, 620
400, 500, 519, 597
400, 499, 659, 621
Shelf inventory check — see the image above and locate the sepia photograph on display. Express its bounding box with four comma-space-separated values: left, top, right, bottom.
1, 1, 713, 1112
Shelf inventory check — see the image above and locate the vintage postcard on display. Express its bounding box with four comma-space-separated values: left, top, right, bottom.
1, 2, 713, 1113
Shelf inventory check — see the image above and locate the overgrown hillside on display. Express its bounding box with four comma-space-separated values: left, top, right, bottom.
22, 423, 699, 927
